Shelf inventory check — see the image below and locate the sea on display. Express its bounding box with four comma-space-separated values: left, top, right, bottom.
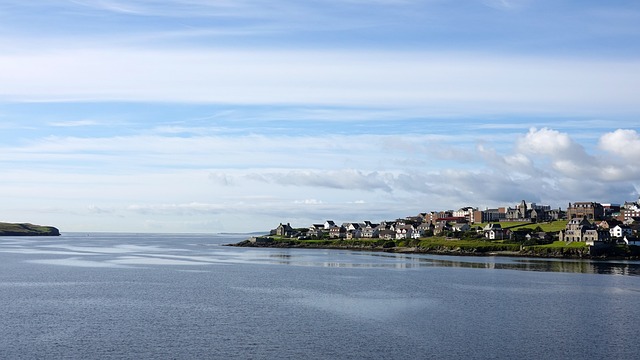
1, 233, 639, 359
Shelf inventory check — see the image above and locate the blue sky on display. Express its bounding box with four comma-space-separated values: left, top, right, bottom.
1, 0, 640, 233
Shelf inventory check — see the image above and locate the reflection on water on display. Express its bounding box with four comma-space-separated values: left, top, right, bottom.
0, 233, 639, 276
424, 256, 640, 276
510, 258, 640, 276
264, 251, 640, 275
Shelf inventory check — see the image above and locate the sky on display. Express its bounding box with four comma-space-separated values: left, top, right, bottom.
1, 0, 640, 233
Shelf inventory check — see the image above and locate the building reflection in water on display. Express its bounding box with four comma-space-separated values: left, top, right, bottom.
258, 249, 640, 275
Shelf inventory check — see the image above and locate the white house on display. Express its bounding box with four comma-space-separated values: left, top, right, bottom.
483, 223, 505, 240
324, 220, 336, 230
395, 225, 417, 240
361, 224, 379, 238
308, 224, 326, 238
610, 225, 632, 239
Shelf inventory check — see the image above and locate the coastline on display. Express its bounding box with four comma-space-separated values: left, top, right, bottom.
228, 238, 640, 260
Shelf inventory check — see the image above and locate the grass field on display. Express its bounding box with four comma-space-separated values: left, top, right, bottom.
473, 220, 568, 232
415, 237, 521, 252
267, 235, 522, 252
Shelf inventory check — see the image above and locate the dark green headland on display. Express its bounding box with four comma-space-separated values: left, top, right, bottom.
0, 222, 60, 236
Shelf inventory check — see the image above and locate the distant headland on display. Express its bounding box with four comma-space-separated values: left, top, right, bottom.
0, 222, 60, 236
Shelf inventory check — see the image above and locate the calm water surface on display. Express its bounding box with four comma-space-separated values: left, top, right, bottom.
1, 233, 639, 359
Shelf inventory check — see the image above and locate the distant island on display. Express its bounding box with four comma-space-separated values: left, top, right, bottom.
0, 222, 60, 236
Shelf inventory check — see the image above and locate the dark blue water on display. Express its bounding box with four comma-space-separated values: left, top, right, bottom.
1, 233, 639, 359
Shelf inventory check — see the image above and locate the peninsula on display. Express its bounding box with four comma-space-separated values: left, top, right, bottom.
0, 222, 60, 236
231, 199, 640, 260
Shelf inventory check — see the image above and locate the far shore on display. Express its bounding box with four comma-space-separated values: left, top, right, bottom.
0, 222, 60, 236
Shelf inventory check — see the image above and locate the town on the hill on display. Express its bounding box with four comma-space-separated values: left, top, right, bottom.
264, 198, 640, 253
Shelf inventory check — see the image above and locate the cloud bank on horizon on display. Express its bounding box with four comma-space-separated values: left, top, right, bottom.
0, 0, 639, 233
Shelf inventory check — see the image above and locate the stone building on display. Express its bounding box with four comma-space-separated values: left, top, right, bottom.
504, 200, 555, 222
566, 202, 604, 221
559, 217, 610, 244
473, 208, 506, 223
274, 223, 294, 237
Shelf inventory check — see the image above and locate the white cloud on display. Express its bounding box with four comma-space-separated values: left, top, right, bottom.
599, 129, 640, 162
209, 172, 235, 186
0, 127, 639, 232
58, 0, 233, 17
518, 127, 574, 155
248, 170, 395, 192
503, 153, 533, 170
482, 0, 531, 11
515, 127, 600, 179
87, 205, 115, 214
69, 0, 308, 18
1, 1, 639, 234
48, 119, 101, 127
127, 202, 228, 215
551, 159, 592, 178
478, 143, 536, 174
294, 199, 324, 205
0, 49, 639, 116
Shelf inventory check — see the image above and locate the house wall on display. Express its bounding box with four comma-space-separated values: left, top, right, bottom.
622, 209, 640, 221
566, 202, 605, 221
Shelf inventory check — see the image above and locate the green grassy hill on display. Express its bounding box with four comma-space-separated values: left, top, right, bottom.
0, 222, 60, 236
473, 220, 568, 232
